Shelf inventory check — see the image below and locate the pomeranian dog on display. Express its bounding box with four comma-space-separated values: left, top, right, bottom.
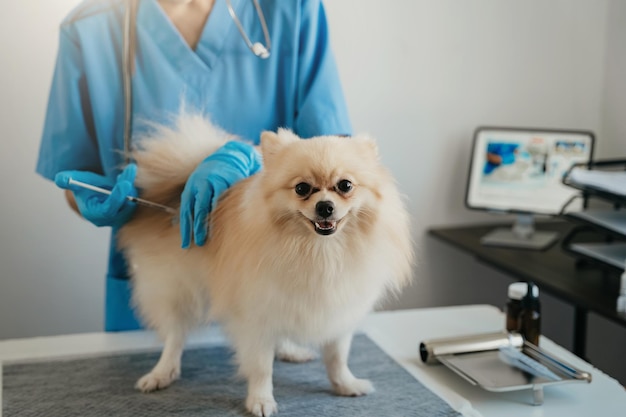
117, 113, 414, 416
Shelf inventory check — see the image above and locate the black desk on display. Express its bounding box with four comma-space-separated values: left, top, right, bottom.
428, 220, 626, 358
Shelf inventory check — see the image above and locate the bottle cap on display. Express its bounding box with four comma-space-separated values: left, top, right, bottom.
508, 282, 539, 300
508, 282, 528, 300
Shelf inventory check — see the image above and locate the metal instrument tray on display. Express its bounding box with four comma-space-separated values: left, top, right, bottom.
420, 332, 592, 405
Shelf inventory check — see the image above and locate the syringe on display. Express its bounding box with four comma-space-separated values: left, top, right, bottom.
68, 178, 177, 215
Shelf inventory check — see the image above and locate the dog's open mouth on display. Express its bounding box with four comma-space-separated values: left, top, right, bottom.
311, 220, 338, 235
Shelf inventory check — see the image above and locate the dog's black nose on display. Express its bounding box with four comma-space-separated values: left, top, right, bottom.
315, 201, 335, 218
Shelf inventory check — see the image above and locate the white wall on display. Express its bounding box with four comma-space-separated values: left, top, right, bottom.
601, 0, 626, 157
1, 0, 109, 337
1, 0, 623, 379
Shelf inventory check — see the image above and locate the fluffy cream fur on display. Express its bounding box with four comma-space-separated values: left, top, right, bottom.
117, 114, 414, 417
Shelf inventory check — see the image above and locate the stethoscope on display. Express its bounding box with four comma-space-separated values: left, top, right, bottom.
122, 0, 271, 163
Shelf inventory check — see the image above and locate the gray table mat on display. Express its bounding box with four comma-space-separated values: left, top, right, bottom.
3, 334, 460, 417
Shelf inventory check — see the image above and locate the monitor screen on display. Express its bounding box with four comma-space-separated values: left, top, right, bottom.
466, 127, 594, 216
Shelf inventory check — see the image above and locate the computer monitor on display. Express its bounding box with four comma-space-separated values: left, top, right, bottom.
465, 126, 595, 250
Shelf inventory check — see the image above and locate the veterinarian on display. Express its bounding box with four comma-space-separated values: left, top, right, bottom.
36, 0, 352, 331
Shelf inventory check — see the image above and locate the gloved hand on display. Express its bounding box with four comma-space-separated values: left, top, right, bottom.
54, 164, 138, 228
180, 141, 262, 248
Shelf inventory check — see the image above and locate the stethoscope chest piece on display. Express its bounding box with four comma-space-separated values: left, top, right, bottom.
251, 42, 270, 59
226, 0, 271, 59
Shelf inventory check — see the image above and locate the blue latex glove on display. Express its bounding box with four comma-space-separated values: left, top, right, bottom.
180, 141, 262, 248
54, 164, 138, 228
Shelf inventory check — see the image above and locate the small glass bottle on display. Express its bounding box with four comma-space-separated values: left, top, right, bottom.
519, 282, 541, 346
505, 282, 527, 333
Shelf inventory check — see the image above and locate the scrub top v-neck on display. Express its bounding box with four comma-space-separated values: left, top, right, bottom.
139, 0, 236, 80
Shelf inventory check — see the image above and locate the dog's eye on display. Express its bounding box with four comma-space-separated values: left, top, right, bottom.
295, 182, 312, 196
336, 180, 353, 193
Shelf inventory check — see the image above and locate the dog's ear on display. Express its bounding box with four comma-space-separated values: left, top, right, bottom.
276, 128, 300, 143
352, 134, 380, 161
260, 129, 299, 164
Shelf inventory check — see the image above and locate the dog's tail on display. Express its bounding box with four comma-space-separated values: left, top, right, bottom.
130, 112, 235, 207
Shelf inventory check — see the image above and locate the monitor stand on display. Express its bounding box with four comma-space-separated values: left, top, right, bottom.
480, 214, 559, 250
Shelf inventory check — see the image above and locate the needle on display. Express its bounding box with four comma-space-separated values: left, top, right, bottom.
68, 178, 177, 215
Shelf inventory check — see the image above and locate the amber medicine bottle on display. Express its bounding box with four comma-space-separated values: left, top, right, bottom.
505, 282, 541, 345
505, 282, 527, 333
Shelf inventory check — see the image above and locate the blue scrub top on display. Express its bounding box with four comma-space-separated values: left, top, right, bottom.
37, 0, 352, 331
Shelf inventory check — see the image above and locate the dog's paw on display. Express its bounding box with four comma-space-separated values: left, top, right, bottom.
276, 343, 317, 363
135, 369, 180, 393
333, 377, 374, 397
246, 395, 278, 417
